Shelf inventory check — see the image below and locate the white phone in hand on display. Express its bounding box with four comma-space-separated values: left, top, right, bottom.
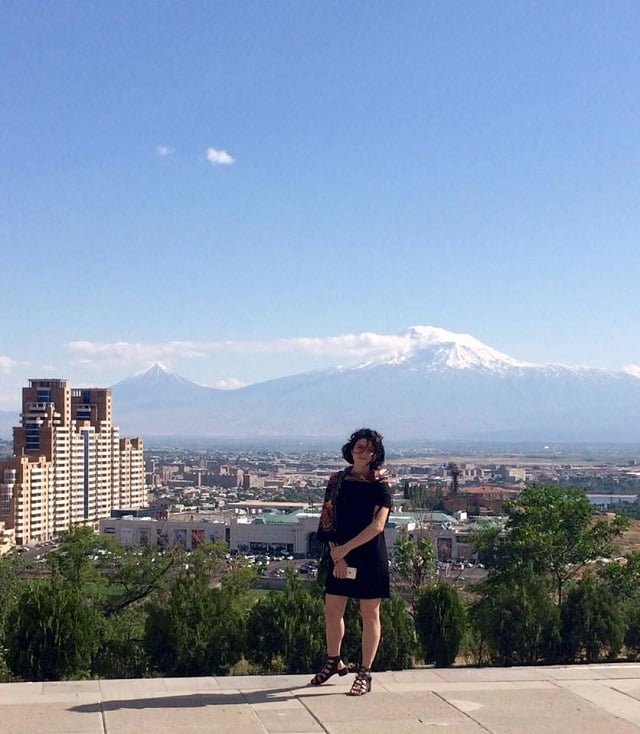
346, 566, 357, 580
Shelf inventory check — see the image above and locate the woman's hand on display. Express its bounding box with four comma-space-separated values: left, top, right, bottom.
333, 558, 348, 578
330, 544, 348, 563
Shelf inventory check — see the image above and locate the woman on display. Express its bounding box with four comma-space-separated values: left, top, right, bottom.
311, 428, 392, 696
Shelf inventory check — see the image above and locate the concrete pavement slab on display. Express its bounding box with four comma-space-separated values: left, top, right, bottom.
559, 680, 640, 727
0, 682, 45, 705
241, 690, 314, 709
434, 666, 557, 683
97, 677, 169, 700
438, 685, 640, 734
320, 722, 484, 734
101, 704, 264, 734
603, 678, 640, 699
5, 665, 640, 733
380, 679, 556, 694
0, 685, 101, 707
301, 689, 479, 724
587, 664, 640, 680
0, 703, 103, 734
547, 663, 640, 681
253, 707, 323, 733
160, 675, 223, 692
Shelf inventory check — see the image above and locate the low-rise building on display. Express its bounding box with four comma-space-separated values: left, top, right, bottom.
99, 508, 417, 557
99, 514, 226, 550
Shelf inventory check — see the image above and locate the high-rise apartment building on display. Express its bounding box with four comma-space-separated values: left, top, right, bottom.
0, 379, 145, 544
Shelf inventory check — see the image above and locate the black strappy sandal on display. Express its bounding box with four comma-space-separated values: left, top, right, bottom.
310, 655, 348, 685
347, 666, 372, 696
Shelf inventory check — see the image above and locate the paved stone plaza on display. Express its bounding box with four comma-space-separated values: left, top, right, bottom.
3, 663, 640, 733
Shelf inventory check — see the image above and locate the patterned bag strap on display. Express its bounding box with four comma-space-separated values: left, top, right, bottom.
329, 467, 346, 504
317, 468, 347, 541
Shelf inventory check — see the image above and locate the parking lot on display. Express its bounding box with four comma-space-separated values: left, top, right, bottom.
241, 553, 488, 587
239, 554, 319, 579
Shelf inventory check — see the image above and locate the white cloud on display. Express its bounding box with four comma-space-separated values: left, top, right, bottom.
65, 332, 407, 367
206, 147, 235, 165
204, 333, 410, 362
0, 355, 28, 374
155, 145, 175, 157
624, 365, 640, 379
0, 357, 15, 374
66, 340, 205, 367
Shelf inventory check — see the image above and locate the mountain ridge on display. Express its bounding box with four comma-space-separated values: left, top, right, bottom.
108, 327, 640, 442
1, 327, 638, 442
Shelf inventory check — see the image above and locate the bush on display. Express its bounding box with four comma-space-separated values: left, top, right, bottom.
91, 605, 150, 679
624, 604, 640, 661
323, 594, 415, 672
6, 579, 99, 681
145, 570, 246, 675
376, 594, 416, 671
560, 575, 625, 663
470, 573, 560, 666
414, 582, 466, 667
245, 573, 325, 673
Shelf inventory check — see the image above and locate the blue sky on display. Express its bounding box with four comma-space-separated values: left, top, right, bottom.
1, 1, 639, 408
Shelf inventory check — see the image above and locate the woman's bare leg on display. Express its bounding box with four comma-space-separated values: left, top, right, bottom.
324, 593, 348, 656
359, 598, 382, 669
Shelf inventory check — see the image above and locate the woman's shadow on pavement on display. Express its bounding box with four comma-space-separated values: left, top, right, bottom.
70, 683, 349, 714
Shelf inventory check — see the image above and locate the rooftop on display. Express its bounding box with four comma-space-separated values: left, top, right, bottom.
4, 663, 640, 733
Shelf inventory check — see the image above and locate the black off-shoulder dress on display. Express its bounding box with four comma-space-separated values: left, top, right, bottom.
323, 475, 392, 600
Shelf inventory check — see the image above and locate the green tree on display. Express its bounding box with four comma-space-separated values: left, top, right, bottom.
0, 554, 26, 681
470, 567, 560, 666
471, 484, 628, 665
91, 604, 150, 679
245, 571, 325, 673
48, 525, 112, 589
48, 525, 182, 678
596, 550, 640, 601
406, 484, 444, 512
597, 551, 640, 661
624, 604, 640, 661
376, 594, 417, 671
560, 574, 624, 663
144, 544, 252, 675
392, 529, 436, 608
414, 582, 467, 667
6, 579, 99, 681
474, 484, 629, 605
50, 525, 179, 616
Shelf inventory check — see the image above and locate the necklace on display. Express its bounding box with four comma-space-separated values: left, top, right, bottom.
350, 470, 371, 481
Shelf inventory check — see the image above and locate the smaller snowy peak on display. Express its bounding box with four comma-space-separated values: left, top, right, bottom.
131, 362, 198, 387
624, 365, 640, 379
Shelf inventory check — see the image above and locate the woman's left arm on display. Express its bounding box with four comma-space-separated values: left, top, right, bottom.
329, 505, 390, 562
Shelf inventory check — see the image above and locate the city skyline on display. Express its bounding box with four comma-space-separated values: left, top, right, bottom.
2, 3, 639, 408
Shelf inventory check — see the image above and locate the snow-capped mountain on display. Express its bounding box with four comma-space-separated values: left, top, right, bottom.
110, 328, 640, 442
114, 362, 212, 401
359, 326, 532, 372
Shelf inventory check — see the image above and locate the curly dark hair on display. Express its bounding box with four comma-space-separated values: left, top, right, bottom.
341, 427, 385, 471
